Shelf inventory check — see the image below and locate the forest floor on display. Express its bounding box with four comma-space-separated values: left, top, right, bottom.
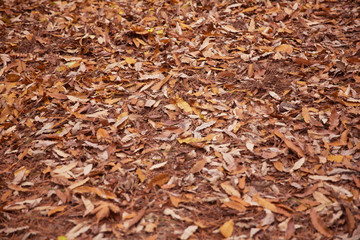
1, 0, 360, 239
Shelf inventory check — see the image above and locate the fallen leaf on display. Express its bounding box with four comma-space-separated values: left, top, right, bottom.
276, 44, 293, 54
302, 107, 310, 124
274, 129, 305, 157
220, 219, 234, 238
310, 208, 334, 238
48, 205, 67, 216
91, 201, 120, 223
222, 201, 246, 212
344, 206, 355, 233
220, 181, 241, 197
190, 159, 207, 173
169, 195, 182, 208
180, 225, 198, 240
248, 18, 255, 32
252, 193, 277, 212
148, 173, 170, 188
136, 168, 146, 182
176, 98, 193, 113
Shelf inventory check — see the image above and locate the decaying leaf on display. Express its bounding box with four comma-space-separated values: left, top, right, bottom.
310, 208, 334, 238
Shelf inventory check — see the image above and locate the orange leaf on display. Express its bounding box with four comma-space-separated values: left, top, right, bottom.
148, 173, 170, 188
190, 159, 207, 174
273, 161, 283, 172
222, 201, 246, 212
276, 44, 293, 54
48, 205, 67, 216
310, 208, 334, 238
329, 130, 348, 146
96, 128, 110, 141
238, 176, 246, 189
91, 187, 117, 199
169, 195, 182, 207
220, 219, 234, 238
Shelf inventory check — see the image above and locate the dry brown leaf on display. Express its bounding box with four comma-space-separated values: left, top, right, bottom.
91, 201, 120, 223
344, 206, 355, 233
222, 201, 246, 212
310, 208, 334, 238
145, 234, 158, 240
190, 159, 207, 173
72, 186, 117, 199
136, 168, 146, 182
302, 107, 310, 124
68, 177, 89, 190
285, 218, 295, 240
329, 130, 348, 146
124, 209, 146, 230
274, 129, 305, 157
329, 107, 339, 130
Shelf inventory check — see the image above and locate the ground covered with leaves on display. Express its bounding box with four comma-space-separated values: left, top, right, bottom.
1, 0, 360, 239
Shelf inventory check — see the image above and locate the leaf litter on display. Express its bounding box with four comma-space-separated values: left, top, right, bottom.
1, 0, 360, 239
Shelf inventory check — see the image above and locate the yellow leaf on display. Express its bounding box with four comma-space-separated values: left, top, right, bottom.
220, 219, 234, 238
252, 193, 277, 212
177, 137, 204, 144
57, 236, 67, 240
125, 57, 136, 64
327, 155, 343, 163
176, 98, 193, 113
302, 107, 310, 124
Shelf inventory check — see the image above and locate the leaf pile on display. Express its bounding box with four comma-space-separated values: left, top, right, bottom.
1, 0, 360, 239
